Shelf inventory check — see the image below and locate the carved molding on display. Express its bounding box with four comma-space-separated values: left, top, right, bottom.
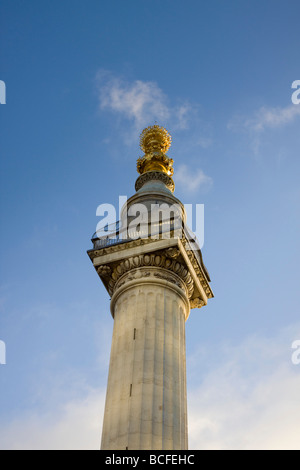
135, 171, 175, 193
97, 265, 111, 277
100, 253, 194, 298
114, 269, 151, 292
164, 247, 180, 259
181, 234, 214, 300
89, 236, 159, 261
114, 267, 186, 297
153, 270, 185, 290
90, 234, 213, 305
190, 298, 205, 309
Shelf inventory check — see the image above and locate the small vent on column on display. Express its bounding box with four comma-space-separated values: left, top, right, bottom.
130, 384, 132, 396
133, 328, 136, 340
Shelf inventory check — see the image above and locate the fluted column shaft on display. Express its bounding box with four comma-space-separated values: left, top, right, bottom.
101, 266, 189, 450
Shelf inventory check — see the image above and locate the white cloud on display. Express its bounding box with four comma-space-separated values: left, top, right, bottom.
96, 71, 197, 135
172, 103, 194, 131
97, 73, 169, 129
0, 388, 105, 450
188, 325, 300, 450
228, 104, 300, 132
174, 164, 213, 193
227, 103, 300, 157
1, 325, 299, 450
246, 105, 300, 131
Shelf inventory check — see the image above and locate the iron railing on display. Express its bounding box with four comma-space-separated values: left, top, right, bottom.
90, 219, 210, 281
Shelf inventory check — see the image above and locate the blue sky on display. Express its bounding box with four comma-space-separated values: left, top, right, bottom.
0, 0, 300, 449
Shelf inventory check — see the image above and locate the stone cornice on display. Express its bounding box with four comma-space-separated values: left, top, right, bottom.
180, 235, 213, 300
89, 236, 179, 266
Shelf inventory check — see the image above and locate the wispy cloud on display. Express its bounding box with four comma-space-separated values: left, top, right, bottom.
228, 104, 300, 132
97, 71, 170, 129
172, 102, 194, 131
245, 105, 300, 131
174, 164, 213, 193
227, 103, 300, 157
96, 70, 198, 137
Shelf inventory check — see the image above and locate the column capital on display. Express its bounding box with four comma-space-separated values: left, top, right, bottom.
88, 236, 213, 312
110, 266, 191, 320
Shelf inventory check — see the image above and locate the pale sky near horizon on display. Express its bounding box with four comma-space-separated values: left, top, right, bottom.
0, 0, 300, 450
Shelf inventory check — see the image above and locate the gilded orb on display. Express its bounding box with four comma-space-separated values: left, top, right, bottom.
139, 125, 172, 155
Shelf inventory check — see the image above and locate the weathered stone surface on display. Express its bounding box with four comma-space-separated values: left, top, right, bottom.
101, 276, 189, 450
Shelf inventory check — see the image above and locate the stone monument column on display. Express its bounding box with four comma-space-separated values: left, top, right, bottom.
101, 259, 191, 450
88, 125, 213, 450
